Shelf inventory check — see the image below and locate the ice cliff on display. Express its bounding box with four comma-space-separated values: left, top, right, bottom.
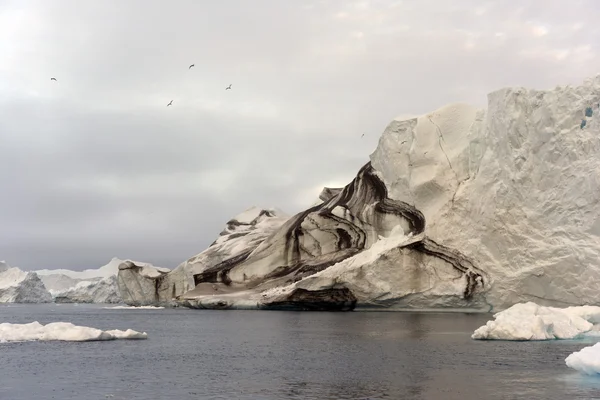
0, 261, 52, 303
118, 75, 600, 311
53, 276, 122, 304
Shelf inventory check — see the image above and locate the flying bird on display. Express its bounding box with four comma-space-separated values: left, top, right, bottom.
50, 77, 57, 81
226, 84, 232, 90
361, 133, 365, 138
189, 64, 195, 69
167, 100, 173, 107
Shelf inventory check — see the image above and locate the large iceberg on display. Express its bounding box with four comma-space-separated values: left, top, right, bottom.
0, 261, 52, 303
0, 321, 147, 342
472, 302, 600, 340
118, 75, 600, 311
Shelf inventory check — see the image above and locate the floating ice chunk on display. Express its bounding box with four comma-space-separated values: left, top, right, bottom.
103, 306, 165, 310
472, 302, 600, 340
0, 321, 147, 343
566, 343, 600, 375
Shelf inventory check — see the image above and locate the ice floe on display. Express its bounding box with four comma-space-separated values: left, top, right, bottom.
472, 302, 600, 340
0, 321, 147, 342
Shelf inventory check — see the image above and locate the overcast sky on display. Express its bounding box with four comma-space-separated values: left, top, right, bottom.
1, 0, 599, 270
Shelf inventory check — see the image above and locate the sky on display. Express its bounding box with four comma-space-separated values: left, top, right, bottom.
1, 0, 599, 270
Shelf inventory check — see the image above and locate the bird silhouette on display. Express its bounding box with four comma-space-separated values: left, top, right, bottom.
189, 64, 195, 69
361, 133, 365, 138
50, 78, 57, 81
225, 84, 232, 90
167, 100, 173, 107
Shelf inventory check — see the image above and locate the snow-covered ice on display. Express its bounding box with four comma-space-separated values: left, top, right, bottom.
103, 305, 165, 310
566, 342, 600, 375
35, 257, 125, 280
36, 257, 158, 304
52, 275, 122, 304
472, 302, 600, 340
0, 264, 52, 303
0, 321, 147, 342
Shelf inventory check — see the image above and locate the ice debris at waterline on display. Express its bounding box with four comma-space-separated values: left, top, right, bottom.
103, 306, 165, 310
566, 343, 600, 375
0, 321, 148, 342
471, 302, 600, 340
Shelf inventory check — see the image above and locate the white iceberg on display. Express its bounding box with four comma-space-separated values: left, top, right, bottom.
103, 305, 165, 310
566, 343, 600, 375
0, 321, 147, 342
0, 262, 52, 303
36, 257, 157, 304
52, 276, 122, 304
472, 302, 600, 340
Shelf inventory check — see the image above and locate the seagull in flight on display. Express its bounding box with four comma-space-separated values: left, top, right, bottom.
225, 84, 232, 90
189, 64, 195, 69
50, 77, 57, 81
167, 100, 173, 107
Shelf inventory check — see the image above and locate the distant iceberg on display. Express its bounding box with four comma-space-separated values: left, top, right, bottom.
52, 275, 122, 304
472, 302, 600, 340
35, 257, 124, 281
0, 261, 52, 303
0, 321, 147, 342
36, 257, 161, 304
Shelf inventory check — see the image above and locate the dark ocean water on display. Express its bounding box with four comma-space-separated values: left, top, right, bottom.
1, 304, 600, 400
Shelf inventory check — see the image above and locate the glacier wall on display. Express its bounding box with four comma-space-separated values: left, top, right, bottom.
370, 76, 600, 309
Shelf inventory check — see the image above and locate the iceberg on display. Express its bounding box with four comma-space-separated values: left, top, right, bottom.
0, 262, 52, 303
566, 343, 600, 375
35, 257, 124, 281
472, 302, 600, 340
37, 258, 156, 304
0, 321, 147, 342
53, 275, 122, 304
118, 75, 600, 311
103, 305, 165, 310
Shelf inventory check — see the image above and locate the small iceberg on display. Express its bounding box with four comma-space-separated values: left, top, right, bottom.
472, 302, 600, 340
0, 321, 147, 343
103, 305, 165, 310
566, 343, 600, 375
